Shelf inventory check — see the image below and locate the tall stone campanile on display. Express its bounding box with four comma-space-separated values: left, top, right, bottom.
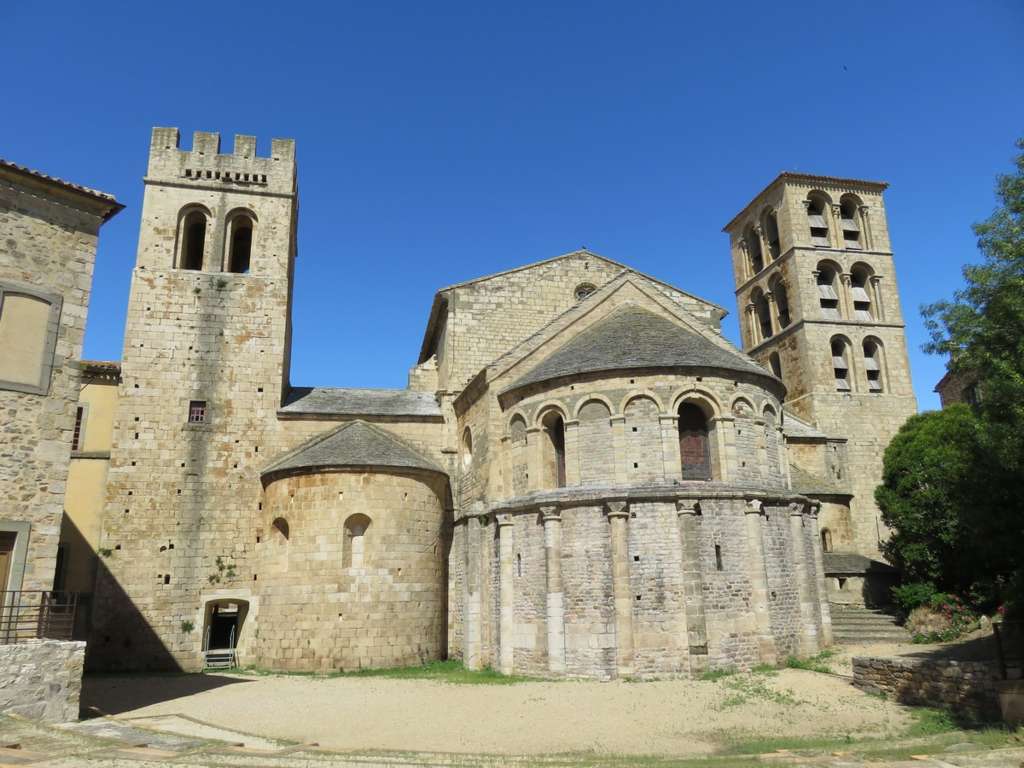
723, 173, 917, 562
91, 128, 297, 670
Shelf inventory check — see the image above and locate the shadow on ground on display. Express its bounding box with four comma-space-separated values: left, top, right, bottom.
81, 673, 250, 716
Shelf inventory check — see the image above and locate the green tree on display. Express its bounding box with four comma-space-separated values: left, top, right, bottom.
875, 406, 993, 595
916, 136, 1024, 612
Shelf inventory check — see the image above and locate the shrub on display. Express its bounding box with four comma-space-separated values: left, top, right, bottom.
892, 582, 940, 613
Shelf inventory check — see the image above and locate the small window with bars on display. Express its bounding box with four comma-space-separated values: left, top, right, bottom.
71, 406, 85, 451
188, 400, 207, 424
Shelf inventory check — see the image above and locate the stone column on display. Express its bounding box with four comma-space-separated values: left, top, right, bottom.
563, 419, 581, 486
606, 500, 634, 677
744, 499, 776, 664
870, 275, 885, 321
829, 203, 844, 249
499, 435, 512, 498
526, 427, 543, 491
765, 292, 781, 336
744, 303, 758, 347
858, 204, 873, 250
777, 424, 791, 489
676, 499, 708, 676
610, 415, 627, 485
806, 504, 834, 645
464, 514, 482, 670
541, 505, 565, 675
496, 513, 515, 675
788, 503, 819, 655
755, 224, 771, 268
839, 272, 853, 319
660, 414, 682, 480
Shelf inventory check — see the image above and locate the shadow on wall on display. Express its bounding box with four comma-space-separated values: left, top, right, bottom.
86, 552, 182, 673
80, 673, 248, 716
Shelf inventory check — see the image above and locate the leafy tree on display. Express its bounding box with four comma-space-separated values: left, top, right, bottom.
913, 137, 1024, 612
875, 406, 993, 596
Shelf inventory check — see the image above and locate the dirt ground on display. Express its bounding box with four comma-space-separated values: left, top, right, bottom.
84, 663, 912, 757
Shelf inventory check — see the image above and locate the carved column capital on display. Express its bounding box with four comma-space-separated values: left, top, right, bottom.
539, 505, 561, 522
788, 501, 804, 518
745, 498, 764, 516
604, 500, 629, 519
495, 512, 515, 528
676, 499, 702, 516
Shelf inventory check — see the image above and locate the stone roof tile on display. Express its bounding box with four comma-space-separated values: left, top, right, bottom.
280, 387, 441, 418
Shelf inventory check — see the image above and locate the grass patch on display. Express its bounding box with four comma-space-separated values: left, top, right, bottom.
783, 648, 836, 674
223, 660, 537, 685
699, 667, 737, 681
719, 673, 799, 709
905, 707, 958, 737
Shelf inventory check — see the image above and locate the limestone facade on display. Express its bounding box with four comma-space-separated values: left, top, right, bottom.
0, 160, 120, 595
76, 128, 921, 676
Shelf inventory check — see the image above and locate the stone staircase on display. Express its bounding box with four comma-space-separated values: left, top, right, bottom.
830, 604, 911, 645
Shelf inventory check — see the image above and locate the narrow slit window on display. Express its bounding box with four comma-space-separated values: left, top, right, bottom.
72, 406, 85, 451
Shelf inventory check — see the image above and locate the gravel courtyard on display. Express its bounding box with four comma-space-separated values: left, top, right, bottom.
83, 663, 912, 757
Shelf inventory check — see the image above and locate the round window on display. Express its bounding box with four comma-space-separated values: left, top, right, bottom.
574, 283, 597, 302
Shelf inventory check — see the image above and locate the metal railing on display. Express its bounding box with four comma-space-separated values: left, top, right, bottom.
0, 591, 78, 644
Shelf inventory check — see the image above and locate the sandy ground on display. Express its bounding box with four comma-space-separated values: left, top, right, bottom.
84, 668, 912, 757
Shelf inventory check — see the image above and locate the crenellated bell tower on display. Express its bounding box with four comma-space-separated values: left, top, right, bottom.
90, 128, 298, 670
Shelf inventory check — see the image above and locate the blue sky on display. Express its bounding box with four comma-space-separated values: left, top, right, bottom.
4, 2, 1022, 410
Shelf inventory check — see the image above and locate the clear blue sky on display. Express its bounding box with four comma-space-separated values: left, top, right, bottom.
5, 2, 1022, 410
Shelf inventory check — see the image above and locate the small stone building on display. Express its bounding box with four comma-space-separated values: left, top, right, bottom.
72, 128, 918, 677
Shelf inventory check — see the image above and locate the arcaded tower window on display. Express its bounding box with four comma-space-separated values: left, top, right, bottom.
850, 264, 874, 320
745, 225, 764, 276
178, 208, 207, 270
271, 517, 289, 542
574, 283, 597, 302
806, 193, 831, 247
770, 276, 791, 328
816, 262, 841, 319
762, 209, 781, 261
225, 212, 254, 274
678, 403, 711, 480
863, 338, 885, 393
751, 287, 772, 341
769, 351, 782, 379
839, 195, 862, 249
831, 337, 852, 392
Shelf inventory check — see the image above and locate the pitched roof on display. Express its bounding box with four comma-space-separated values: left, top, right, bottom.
788, 464, 850, 497
279, 387, 441, 419
782, 410, 828, 440
261, 420, 446, 480
504, 304, 774, 393
822, 553, 897, 575
0, 159, 124, 220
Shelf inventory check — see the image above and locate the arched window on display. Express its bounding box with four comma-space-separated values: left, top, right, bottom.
343, 513, 371, 568
850, 263, 874, 321
178, 208, 208, 270
863, 338, 885, 393
816, 262, 841, 319
678, 403, 711, 480
540, 410, 566, 488
271, 517, 289, 542
821, 528, 833, 553
751, 288, 772, 341
745, 226, 764, 276
770, 277, 791, 328
831, 337, 852, 392
762, 209, 781, 261
462, 427, 473, 468
839, 195, 862, 249
574, 283, 597, 302
806, 193, 831, 247
225, 212, 254, 274
768, 351, 782, 379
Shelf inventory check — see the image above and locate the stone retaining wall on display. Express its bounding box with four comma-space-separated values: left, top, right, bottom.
853, 655, 1001, 721
0, 640, 85, 723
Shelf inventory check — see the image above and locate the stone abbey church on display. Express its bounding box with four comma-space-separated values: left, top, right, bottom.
46, 128, 916, 678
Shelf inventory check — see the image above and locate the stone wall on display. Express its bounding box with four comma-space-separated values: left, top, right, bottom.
0, 169, 114, 592
0, 640, 85, 723
853, 656, 1002, 722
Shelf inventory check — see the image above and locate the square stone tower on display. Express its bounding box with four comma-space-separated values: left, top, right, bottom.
724, 173, 918, 560
90, 128, 297, 670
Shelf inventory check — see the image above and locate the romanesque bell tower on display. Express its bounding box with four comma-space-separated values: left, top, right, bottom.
723, 173, 917, 561
90, 128, 297, 670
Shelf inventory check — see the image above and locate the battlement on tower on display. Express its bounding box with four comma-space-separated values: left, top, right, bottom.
146, 127, 296, 195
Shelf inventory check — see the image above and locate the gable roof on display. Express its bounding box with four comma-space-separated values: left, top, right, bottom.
504, 303, 773, 394
0, 159, 124, 220
417, 249, 726, 364
788, 464, 850, 497
279, 386, 441, 419
261, 420, 446, 480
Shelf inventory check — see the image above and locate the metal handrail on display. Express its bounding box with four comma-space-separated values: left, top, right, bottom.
0, 591, 78, 644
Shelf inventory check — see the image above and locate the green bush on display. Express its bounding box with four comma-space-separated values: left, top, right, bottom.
892, 582, 941, 613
